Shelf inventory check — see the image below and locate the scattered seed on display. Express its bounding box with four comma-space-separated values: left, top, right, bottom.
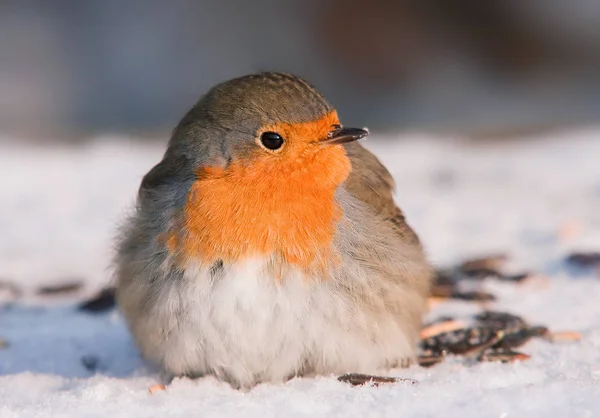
475, 311, 528, 332
338, 373, 417, 387
424, 315, 456, 324
428, 297, 446, 309
148, 384, 166, 394
420, 319, 467, 339
430, 284, 454, 298
566, 252, 600, 268
474, 312, 551, 350
499, 272, 532, 282
459, 268, 531, 283
421, 327, 503, 356
421, 250, 584, 370
460, 254, 508, 274
461, 268, 503, 280
434, 270, 457, 287
462, 331, 505, 356
478, 348, 531, 363
430, 285, 496, 302
78, 287, 116, 313
494, 327, 539, 349
449, 291, 496, 302
529, 326, 551, 338
418, 305, 580, 369
417, 354, 445, 368
547, 331, 582, 343
37, 281, 83, 296
437, 255, 531, 285
81, 355, 99, 372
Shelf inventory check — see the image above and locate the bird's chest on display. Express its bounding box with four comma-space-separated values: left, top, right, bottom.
168, 158, 346, 269
179, 258, 335, 340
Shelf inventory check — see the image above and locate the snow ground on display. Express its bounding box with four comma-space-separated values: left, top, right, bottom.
1, 128, 600, 417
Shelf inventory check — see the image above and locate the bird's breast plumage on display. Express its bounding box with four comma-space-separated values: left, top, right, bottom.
167, 114, 352, 271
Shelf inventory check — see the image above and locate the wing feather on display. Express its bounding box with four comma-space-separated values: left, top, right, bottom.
343, 142, 421, 245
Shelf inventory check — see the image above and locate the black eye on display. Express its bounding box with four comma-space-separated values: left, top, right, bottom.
260, 132, 284, 150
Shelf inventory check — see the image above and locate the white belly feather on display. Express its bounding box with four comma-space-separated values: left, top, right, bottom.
148, 257, 414, 389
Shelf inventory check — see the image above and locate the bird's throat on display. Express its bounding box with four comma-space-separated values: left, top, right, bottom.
171, 145, 351, 269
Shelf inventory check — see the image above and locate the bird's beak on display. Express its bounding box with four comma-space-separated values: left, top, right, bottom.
319, 126, 369, 146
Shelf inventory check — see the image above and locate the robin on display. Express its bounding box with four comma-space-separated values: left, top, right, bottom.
115, 72, 432, 389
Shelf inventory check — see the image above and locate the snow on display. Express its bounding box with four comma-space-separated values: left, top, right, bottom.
1, 128, 600, 417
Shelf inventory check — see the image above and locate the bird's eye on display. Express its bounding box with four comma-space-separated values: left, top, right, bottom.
260, 132, 284, 151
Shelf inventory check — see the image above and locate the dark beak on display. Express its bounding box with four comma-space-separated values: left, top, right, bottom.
320, 126, 369, 146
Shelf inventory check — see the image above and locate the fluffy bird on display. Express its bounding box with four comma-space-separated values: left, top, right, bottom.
115, 72, 432, 389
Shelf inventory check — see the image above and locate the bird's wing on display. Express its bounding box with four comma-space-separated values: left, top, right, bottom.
343, 142, 421, 246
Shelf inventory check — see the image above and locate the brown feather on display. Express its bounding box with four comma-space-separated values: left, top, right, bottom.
343, 142, 421, 246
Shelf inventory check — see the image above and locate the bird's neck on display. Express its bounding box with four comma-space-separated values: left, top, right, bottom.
170, 146, 351, 270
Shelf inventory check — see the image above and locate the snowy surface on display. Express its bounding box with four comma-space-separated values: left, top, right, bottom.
1, 128, 600, 417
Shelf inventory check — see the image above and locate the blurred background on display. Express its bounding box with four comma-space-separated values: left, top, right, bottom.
1, 0, 600, 139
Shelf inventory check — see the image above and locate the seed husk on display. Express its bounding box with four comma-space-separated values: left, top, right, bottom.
338, 373, 418, 386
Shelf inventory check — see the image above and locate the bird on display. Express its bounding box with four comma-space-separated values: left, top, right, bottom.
114, 72, 433, 390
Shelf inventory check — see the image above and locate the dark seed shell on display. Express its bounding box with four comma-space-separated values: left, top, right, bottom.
460, 255, 508, 274
474, 311, 528, 332
37, 281, 83, 296
494, 327, 538, 349
417, 354, 445, 368
566, 252, 600, 268
478, 348, 531, 363
449, 291, 496, 302
78, 287, 116, 313
461, 268, 503, 280
337, 373, 418, 386
430, 286, 496, 302
81, 355, 99, 372
421, 327, 503, 356
434, 270, 457, 287
529, 326, 551, 338
430, 284, 454, 298
499, 272, 531, 282
420, 318, 466, 339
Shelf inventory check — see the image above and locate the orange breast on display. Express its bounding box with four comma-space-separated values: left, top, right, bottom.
172, 113, 352, 270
